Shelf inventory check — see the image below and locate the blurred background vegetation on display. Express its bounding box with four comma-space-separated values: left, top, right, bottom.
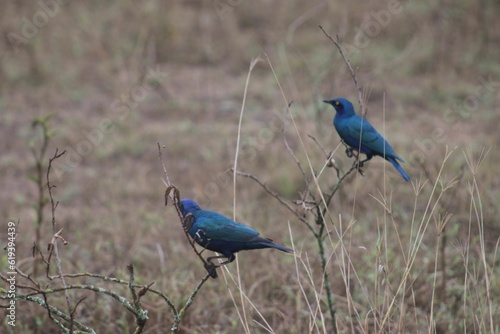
1, 0, 499, 333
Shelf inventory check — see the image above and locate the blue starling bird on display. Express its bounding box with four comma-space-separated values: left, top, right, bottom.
323, 98, 410, 182
180, 199, 293, 267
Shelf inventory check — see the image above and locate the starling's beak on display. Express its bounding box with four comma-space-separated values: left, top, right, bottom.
323, 100, 330, 104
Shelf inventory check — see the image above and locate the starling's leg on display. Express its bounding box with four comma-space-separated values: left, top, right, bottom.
352, 155, 372, 176
207, 254, 235, 268
358, 155, 373, 168
204, 254, 235, 279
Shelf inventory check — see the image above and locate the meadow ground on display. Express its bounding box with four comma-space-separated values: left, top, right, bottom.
1, 1, 499, 333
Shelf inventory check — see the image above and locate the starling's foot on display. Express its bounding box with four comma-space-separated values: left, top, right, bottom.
352, 160, 365, 176
353, 156, 371, 174
345, 148, 354, 158
206, 254, 234, 269
204, 263, 218, 279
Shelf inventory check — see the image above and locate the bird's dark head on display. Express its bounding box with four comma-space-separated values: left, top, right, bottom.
180, 199, 202, 217
323, 98, 356, 116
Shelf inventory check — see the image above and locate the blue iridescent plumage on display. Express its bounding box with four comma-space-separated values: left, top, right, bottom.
323, 98, 410, 182
180, 199, 292, 266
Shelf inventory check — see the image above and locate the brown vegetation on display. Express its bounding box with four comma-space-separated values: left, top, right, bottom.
1, 1, 499, 333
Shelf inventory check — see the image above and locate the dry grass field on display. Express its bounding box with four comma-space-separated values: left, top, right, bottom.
1, 1, 499, 333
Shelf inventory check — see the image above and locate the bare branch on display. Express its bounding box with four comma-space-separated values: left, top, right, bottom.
318, 25, 364, 116
128, 264, 148, 334
171, 272, 212, 333
41, 293, 55, 325
157, 142, 171, 185
46, 149, 66, 232
307, 134, 329, 159
70, 296, 87, 334
282, 101, 308, 182
308, 134, 340, 178
231, 169, 311, 226
46, 149, 73, 328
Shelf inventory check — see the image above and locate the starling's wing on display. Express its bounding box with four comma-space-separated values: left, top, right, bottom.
341, 115, 398, 158
194, 211, 261, 243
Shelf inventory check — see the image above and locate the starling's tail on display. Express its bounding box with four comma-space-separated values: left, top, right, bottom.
257, 239, 293, 253
269, 242, 294, 254
387, 156, 411, 182
251, 236, 293, 253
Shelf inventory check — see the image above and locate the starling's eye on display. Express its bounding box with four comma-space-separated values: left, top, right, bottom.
334, 101, 339, 106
